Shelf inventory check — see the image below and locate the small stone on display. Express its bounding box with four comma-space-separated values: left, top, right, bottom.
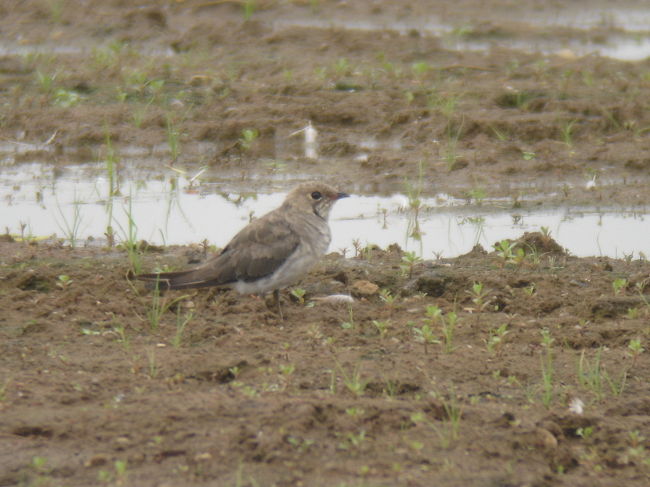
350, 280, 379, 297
84, 454, 109, 467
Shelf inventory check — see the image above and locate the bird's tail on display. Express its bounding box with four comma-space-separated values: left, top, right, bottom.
136, 270, 216, 290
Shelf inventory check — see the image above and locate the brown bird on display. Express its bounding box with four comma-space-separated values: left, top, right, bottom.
137, 182, 349, 316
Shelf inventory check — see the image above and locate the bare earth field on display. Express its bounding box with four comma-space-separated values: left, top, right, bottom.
1, 1, 650, 486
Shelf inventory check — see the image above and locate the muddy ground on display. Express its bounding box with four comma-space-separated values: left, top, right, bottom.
1, 1, 650, 486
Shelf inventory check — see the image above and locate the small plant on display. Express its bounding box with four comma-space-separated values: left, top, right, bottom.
56, 274, 73, 289
400, 251, 422, 278
166, 115, 181, 161
612, 278, 628, 295
239, 128, 259, 151
522, 151, 536, 160
410, 393, 462, 448
576, 426, 594, 440
440, 311, 457, 354
333, 57, 351, 77
466, 282, 492, 321
412, 321, 439, 354
540, 329, 555, 407
336, 362, 366, 397
379, 288, 397, 308
146, 282, 190, 331
337, 430, 366, 450
486, 324, 509, 356
560, 119, 577, 147
627, 338, 644, 368
524, 283, 536, 296
98, 459, 128, 484
371, 319, 391, 339
172, 308, 193, 348
242, 0, 256, 20
494, 239, 515, 261
411, 61, 431, 79
147, 348, 158, 379
340, 303, 355, 329
55, 195, 84, 248
35, 69, 57, 94
577, 348, 604, 400
290, 287, 307, 305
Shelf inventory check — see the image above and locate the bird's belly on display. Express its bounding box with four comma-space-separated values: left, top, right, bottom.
233, 245, 322, 295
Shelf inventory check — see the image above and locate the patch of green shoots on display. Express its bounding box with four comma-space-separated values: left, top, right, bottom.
372, 319, 391, 339
172, 308, 193, 348
540, 329, 554, 407
239, 128, 259, 151
400, 251, 422, 278
166, 115, 181, 161
486, 324, 509, 356
612, 277, 628, 295
56, 274, 73, 289
242, 0, 256, 21
336, 362, 366, 397
560, 119, 577, 147
55, 195, 84, 248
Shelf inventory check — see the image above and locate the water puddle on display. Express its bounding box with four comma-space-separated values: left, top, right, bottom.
273, 8, 650, 61
2, 161, 648, 259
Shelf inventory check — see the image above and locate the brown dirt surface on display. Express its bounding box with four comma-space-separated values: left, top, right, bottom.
1, 1, 650, 486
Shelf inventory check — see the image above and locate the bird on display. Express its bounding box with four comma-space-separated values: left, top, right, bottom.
137, 182, 349, 317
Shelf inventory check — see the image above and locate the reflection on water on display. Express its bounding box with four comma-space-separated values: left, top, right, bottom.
1, 162, 648, 258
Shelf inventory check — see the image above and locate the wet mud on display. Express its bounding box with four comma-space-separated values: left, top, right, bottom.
1, 1, 650, 486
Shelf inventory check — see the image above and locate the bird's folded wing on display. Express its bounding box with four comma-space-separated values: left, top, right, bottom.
216, 214, 301, 283
137, 213, 300, 289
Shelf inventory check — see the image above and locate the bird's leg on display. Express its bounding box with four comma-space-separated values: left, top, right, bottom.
273, 289, 284, 320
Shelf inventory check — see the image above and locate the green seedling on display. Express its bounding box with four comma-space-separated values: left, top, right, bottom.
412, 321, 439, 354
577, 348, 605, 400
56, 274, 73, 289
400, 251, 422, 278
336, 362, 366, 397
411, 61, 431, 79
345, 407, 365, 417
290, 287, 307, 305
340, 303, 355, 329
379, 288, 397, 308
55, 195, 84, 248
147, 348, 158, 379
440, 311, 457, 354
166, 115, 181, 161
576, 426, 594, 440
522, 151, 536, 160
627, 338, 644, 368
466, 282, 492, 321
146, 282, 190, 331
239, 128, 259, 151
540, 329, 554, 407
372, 319, 391, 339
560, 119, 577, 147
612, 278, 628, 295
486, 324, 509, 356
172, 308, 193, 348
35, 69, 57, 94
337, 430, 366, 451
411, 394, 462, 448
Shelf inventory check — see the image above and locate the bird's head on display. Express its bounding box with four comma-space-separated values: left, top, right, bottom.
284, 182, 349, 220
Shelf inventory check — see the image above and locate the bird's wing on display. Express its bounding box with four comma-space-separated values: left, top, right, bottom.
137, 211, 300, 290
215, 212, 301, 283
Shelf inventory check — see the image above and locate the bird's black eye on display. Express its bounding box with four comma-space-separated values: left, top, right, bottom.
311, 191, 322, 200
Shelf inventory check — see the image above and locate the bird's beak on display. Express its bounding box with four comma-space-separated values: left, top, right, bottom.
335, 192, 350, 200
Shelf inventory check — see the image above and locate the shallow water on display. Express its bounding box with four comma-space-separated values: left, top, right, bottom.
2, 161, 648, 259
